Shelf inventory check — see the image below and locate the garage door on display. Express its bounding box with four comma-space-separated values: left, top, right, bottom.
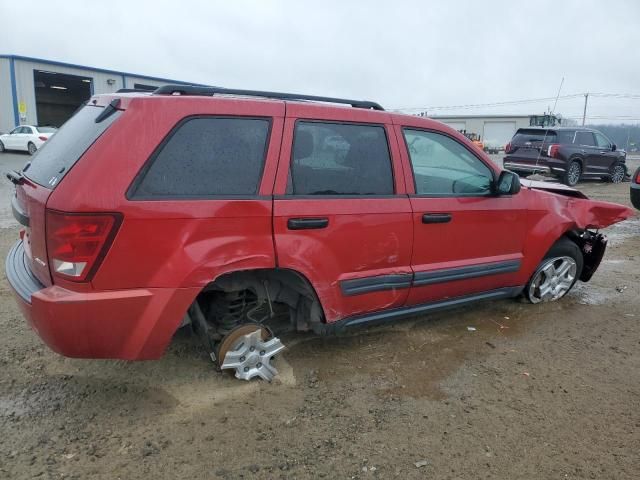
441, 121, 466, 132
34, 70, 92, 127
482, 122, 516, 149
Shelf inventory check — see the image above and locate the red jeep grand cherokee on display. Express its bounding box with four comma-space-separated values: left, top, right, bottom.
5, 86, 633, 381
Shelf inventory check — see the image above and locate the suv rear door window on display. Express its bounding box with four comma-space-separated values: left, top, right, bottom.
575, 131, 596, 146
288, 122, 394, 195
404, 129, 493, 196
24, 105, 122, 188
131, 117, 270, 198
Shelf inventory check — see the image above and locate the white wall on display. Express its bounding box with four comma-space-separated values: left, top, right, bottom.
0, 58, 15, 133
433, 116, 531, 141
123, 76, 171, 89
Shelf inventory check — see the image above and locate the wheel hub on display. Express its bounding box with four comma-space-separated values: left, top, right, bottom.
611, 166, 625, 183
528, 256, 577, 304
218, 324, 285, 381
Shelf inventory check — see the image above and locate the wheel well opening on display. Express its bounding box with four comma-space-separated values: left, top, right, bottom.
568, 156, 583, 167
563, 229, 607, 282
189, 269, 325, 341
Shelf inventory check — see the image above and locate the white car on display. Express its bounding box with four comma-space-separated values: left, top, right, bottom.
0, 125, 57, 155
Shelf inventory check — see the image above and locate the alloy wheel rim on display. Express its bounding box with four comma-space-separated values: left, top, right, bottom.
219, 327, 285, 381
611, 165, 625, 183
568, 164, 581, 184
28, 144, 36, 154
528, 256, 577, 303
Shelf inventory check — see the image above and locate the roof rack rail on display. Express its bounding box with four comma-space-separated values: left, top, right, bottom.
116, 88, 155, 93
152, 84, 384, 111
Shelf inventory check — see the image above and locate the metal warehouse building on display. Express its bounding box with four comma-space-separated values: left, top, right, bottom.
0, 54, 195, 133
431, 115, 537, 150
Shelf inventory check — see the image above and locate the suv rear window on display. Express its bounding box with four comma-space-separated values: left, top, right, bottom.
288, 122, 394, 195
512, 129, 557, 145
131, 117, 270, 199
512, 129, 575, 145
24, 105, 121, 188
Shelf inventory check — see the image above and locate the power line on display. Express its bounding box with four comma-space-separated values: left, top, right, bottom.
390, 92, 640, 112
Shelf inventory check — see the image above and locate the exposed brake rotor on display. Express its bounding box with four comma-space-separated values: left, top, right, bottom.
217, 323, 285, 381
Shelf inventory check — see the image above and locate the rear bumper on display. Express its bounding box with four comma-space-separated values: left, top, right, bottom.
6, 241, 198, 360
503, 161, 551, 174
503, 156, 567, 175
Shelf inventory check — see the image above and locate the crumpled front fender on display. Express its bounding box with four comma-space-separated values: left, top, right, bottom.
568, 198, 635, 229
521, 190, 635, 285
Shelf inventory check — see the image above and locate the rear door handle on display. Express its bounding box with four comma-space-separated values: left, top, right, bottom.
287, 217, 329, 230
422, 213, 452, 224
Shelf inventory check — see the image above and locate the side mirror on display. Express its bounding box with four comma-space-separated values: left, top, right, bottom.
495, 170, 521, 195
612, 144, 617, 151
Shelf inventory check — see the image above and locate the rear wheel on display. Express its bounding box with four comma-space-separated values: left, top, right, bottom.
0, 141, 4, 153
524, 238, 583, 304
608, 162, 625, 183
563, 160, 581, 186
27, 142, 37, 155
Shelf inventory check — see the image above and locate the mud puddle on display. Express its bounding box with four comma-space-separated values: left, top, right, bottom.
285, 299, 546, 400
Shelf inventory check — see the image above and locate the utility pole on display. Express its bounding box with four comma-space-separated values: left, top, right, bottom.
626, 128, 630, 151
582, 93, 589, 126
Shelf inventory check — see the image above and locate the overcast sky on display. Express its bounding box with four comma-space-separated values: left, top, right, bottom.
2, 0, 639, 122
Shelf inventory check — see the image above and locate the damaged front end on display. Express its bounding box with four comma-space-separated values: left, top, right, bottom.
567, 230, 607, 282
525, 180, 635, 283
564, 197, 634, 281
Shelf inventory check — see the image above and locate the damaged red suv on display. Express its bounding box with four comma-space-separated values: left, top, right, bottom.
5, 86, 633, 381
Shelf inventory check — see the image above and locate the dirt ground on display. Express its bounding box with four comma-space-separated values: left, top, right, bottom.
0, 152, 638, 479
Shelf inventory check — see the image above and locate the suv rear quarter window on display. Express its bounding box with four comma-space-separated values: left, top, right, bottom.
130, 117, 270, 199
287, 121, 394, 195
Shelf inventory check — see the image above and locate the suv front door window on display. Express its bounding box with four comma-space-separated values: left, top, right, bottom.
575, 131, 606, 174
404, 129, 493, 196
399, 127, 527, 306
593, 131, 620, 175
594, 132, 611, 149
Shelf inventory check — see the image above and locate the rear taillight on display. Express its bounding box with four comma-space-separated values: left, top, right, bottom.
505, 142, 512, 154
46, 210, 122, 282
38, 136, 48, 141
547, 144, 560, 158
635, 170, 640, 184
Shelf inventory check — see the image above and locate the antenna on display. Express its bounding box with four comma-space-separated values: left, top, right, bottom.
530, 77, 564, 185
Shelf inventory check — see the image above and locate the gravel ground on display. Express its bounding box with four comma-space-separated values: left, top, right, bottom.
0, 151, 638, 479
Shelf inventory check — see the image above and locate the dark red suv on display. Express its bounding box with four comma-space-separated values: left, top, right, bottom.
5, 86, 633, 381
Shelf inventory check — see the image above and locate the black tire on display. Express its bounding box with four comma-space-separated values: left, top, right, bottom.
563, 160, 582, 186
0, 141, 4, 153
524, 237, 583, 304
608, 162, 626, 184
27, 142, 36, 155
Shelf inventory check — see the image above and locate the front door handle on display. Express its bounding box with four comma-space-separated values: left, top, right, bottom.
422, 213, 452, 224
287, 217, 329, 230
